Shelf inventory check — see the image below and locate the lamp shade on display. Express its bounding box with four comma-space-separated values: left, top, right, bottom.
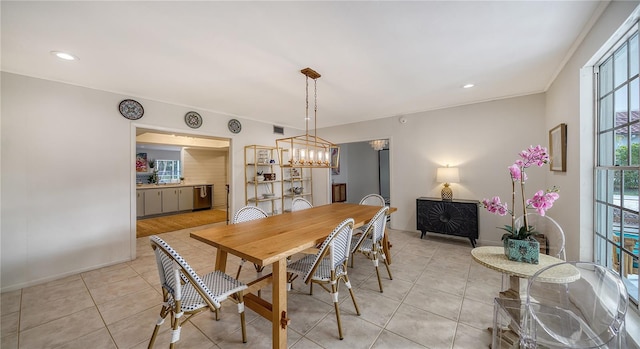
436, 167, 460, 184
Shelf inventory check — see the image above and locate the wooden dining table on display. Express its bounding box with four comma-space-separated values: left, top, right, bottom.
190, 202, 396, 349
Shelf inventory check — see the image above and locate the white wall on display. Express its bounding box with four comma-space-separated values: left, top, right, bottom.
0, 72, 305, 291
320, 94, 547, 245
544, 0, 640, 261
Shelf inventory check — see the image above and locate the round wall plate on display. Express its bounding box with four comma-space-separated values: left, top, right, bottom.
228, 119, 242, 134
119, 99, 144, 120
184, 111, 203, 128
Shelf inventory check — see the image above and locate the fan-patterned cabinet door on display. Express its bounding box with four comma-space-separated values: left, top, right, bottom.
416, 197, 478, 247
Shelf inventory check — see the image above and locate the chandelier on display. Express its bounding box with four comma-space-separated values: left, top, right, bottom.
369, 139, 387, 151
276, 68, 339, 169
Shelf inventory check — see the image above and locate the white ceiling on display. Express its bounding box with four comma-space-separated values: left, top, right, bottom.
1, 1, 606, 129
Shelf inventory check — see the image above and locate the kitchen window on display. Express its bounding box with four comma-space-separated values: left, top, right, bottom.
156, 160, 181, 183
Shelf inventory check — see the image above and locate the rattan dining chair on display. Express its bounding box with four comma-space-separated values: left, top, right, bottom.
291, 197, 313, 211
350, 206, 391, 292
148, 235, 248, 348
233, 206, 268, 279
286, 218, 360, 340
359, 193, 386, 206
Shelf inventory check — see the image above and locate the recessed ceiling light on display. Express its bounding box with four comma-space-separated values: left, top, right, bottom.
462, 83, 475, 89
50, 51, 78, 61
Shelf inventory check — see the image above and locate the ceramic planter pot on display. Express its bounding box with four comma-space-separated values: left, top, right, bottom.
504, 238, 540, 264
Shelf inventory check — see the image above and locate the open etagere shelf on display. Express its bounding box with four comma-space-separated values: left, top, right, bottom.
281, 166, 313, 212
244, 145, 281, 215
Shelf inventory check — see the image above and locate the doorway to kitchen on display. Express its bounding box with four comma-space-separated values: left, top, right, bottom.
135, 127, 231, 237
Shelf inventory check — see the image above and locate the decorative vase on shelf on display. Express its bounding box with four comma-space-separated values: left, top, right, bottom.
504, 238, 540, 264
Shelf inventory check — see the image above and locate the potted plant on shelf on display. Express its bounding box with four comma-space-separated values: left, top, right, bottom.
481, 145, 559, 264
148, 171, 159, 185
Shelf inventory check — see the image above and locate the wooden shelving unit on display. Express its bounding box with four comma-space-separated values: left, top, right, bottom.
281, 166, 313, 212
245, 145, 281, 215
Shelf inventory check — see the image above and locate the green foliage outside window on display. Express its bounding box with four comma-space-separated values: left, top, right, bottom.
614, 143, 639, 190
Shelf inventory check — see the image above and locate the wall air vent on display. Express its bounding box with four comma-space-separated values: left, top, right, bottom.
273, 125, 284, 135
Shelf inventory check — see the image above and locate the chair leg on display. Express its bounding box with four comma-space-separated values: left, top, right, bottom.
331, 279, 344, 340
148, 293, 170, 349
373, 253, 384, 293
343, 274, 360, 316
169, 310, 180, 349
237, 292, 247, 343
236, 259, 245, 279
379, 246, 393, 280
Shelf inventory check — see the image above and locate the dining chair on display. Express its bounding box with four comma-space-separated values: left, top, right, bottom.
493, 262, 629, 349
359, 193, 386, 206
291, 197, 313, 211
148, 235, 248, 348
358, 193, 393, 259
286, 218, 360, 340
233, 206, 268, 279
515, 213, 566, 260
350, 206, 391, 292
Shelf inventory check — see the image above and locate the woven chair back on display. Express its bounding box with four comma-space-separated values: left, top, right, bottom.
233, 206, 268, 223
303, 218, 354, 283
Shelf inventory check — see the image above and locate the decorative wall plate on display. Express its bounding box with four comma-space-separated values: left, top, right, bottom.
184, 111, 203, 128
118, 99, 144, 120
228, 119, 242, 134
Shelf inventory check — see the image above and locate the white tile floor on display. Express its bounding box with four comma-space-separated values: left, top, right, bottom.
1, 222, 502, 349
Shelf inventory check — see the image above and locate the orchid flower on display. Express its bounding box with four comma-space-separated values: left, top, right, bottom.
481, 145, 559, 240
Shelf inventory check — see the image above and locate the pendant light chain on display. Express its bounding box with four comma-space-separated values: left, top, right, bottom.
275, 67, 338, 169
314, 77, 318, 144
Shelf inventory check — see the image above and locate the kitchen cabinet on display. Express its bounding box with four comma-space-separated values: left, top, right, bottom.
136, 191, 145, 217
144, 188, 163, 216
178, 187, 193, 211
138, 185, 196, 217
162, 188, 179, 213
332, 183, 346, 203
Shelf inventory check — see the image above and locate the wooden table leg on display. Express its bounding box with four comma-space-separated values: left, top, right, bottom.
215, 250, 228, 272
272, 258, 288, 349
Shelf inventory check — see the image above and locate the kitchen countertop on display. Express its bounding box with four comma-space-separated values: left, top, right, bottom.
136, 183, 212, 189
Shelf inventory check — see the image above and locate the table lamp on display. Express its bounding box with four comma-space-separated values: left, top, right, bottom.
436, 166, 460, 200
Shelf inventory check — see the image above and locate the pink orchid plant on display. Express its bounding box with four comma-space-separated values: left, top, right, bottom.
482, 145, 560, 241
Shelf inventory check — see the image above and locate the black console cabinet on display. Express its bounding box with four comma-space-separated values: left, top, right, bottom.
416, 197, 478, 247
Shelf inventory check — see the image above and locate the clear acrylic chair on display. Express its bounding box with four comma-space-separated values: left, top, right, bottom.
493, 261, 629, 349
148, 235, 248, 348
350, 206, 392, 292
291, 197, 313, 211
515, 213, 566, 260
233, 206, 268, 279
286, 218, 360, 340
521, 262, 628, 348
